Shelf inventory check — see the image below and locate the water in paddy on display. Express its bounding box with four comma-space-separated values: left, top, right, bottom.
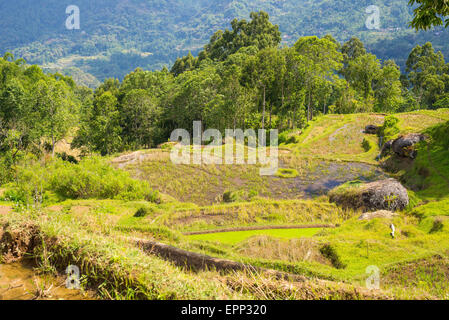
0, 262, 92, 300
269, 161, 389, 199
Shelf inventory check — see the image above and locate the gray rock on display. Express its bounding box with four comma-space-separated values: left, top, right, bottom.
379, 133, 426, 159
329, 178, 409, 212
364, 125, 379, 134
391, 133, 426, 159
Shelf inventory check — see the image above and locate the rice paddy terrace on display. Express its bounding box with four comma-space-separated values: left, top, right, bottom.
2, 109, 449, 299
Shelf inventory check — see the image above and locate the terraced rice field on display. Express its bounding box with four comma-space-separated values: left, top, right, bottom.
188, 228, 323, 244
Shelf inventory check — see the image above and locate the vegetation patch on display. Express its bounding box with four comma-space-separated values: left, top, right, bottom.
188, 228, 322, 245
2, 158, 159, 205
319, 244, 347, 269
275, 168, 299, 179
383, 256, 449, 299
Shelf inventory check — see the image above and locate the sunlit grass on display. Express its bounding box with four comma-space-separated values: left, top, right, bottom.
188, 228, 322, 245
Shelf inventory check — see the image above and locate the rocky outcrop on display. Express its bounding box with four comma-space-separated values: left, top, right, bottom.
392, 134, 426, 158
381, 133, 426, 159
358, 210, 398, 221
364, 125, 379, 134
329, 179, 409, 212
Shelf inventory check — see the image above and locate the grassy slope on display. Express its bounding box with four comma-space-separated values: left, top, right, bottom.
3, 109, 449, 299
188, 228, 322, 244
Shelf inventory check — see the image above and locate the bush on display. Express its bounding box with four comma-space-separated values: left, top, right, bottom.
379, 115, 400, 142
320, 244, 346, 269
223, 190, 244, 203
275, 168, 299, 178
134, 206, 152, 218
362, 138, 372, 152
56, 152, 78, 164
279, 131, 300, 145
5, 157, 159, 205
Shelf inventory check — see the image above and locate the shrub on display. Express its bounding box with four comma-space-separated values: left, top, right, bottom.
362, 138, 372, 152
56, 152, 78, 164
430, 218, 444, 234
379, 115, 400, 142
320, 244, 346, 269
223, 190, 244, 203
134, 206, 152, 218
275, 168, 299, 178
5, 157, 159, 205
279, 131, 301, 145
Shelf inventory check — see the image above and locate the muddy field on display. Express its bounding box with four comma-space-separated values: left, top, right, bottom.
0, 262, 92, 300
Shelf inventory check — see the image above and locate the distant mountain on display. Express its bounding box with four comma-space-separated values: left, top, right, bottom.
1, 0, 448, 86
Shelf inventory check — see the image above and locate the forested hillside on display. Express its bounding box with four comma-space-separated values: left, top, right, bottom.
2, 11, 448, 168
1, 0, 449, 86
2, 1, 449, 301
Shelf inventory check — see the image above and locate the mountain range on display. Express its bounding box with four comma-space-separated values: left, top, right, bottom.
1, 0, 448, 87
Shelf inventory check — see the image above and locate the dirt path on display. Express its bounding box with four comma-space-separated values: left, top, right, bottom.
183, 224, 336, 236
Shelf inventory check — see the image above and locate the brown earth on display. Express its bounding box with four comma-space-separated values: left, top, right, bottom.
0, 222, 40, 263
0, 206, 12, 215
131, 236, 392, 300
0, 262, 92, 300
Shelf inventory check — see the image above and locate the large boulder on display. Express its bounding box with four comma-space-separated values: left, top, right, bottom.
381, 133, 426, 159
364, 125, 379, 134
392, 134, 426, 158
329, 179, 409, 212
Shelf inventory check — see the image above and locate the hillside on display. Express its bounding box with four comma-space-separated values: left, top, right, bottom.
2, 0, 449, 86
2, 0, 449, 301
2, 110, 449, 299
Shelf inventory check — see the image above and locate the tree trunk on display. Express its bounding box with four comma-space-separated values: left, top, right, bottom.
307, 89, 311, 123
51, 132, 55, 157
293, 103, 297, 130
262, 86, 266, 131
269, 104, 272, 128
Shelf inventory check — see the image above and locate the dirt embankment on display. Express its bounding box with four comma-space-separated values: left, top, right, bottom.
131, 237, 392, 300
0, 222, 41, 263
133, 236, 262, 274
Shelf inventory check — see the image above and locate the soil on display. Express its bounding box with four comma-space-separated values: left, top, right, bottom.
0, 261, 92, 300
267, 161, 389, 200
0, 206, 12, 215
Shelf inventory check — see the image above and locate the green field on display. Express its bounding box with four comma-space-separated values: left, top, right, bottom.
188, 228, 323, 244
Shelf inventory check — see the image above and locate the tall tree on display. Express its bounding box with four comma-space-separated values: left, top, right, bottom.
294, 36, 343, 121
120, 89, 161, 148
405, 42, 446, 107
409, 0, 449, 30
345, 53, 381, 103
32, 78, 75, 156
374, 60, 404, 112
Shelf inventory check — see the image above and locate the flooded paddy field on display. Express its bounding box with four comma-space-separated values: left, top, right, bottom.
0, 261, 93, 300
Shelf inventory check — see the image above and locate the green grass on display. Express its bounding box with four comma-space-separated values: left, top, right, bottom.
188, 228, 323, 245
2, 110, 449, 299
275, 168, 299, 178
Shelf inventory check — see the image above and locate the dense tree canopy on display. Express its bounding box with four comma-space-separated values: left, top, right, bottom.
410, 0, 449, 30
1, 11, 449, 181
